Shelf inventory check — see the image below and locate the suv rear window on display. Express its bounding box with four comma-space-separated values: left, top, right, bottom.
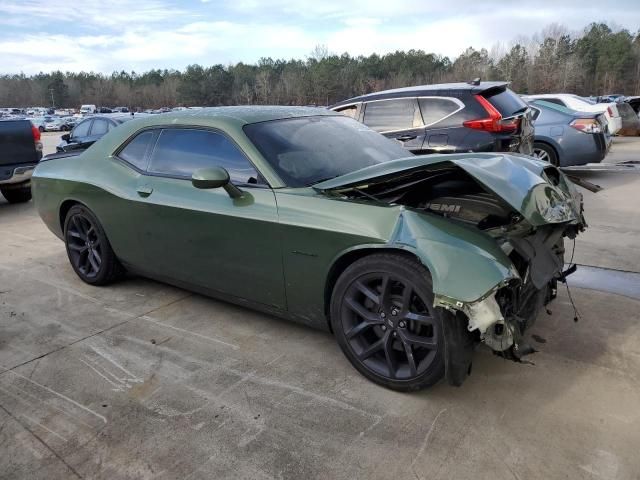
482, 88, 527, 116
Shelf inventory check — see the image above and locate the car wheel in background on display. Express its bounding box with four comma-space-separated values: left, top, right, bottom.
0, 184, 32, 203
532, 142, 559, 166
38, 126, 44, 132
63, 205, 124, 285
330, 253, 445, 391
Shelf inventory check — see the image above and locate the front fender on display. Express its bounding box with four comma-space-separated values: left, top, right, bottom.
390, 210, 519, 305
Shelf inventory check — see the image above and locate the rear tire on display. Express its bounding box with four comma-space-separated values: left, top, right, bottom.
533, 142, 559, 166
330, 253, 446, 391
63, 205, 124, 285
1, 184, 32, 203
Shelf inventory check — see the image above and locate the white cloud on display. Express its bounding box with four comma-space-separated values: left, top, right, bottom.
0, 0, 639, 73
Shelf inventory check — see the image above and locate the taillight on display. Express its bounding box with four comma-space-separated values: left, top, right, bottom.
607, 106, 613, 117
31, 124, 41, 141
31, 124, 43, 152
463, 95, 520, 133
570, 118, 602, 134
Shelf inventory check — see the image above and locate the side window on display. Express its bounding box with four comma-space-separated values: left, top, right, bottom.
363, 99, 422, 132
148, 129, 259, 184
118, 130, 156, 171
72, 119, 92, 138
335, 105, 358, 119
530, 107, 541, 121
418, 98, 461, 125
90, 119, 109, 136
542, 98, 566, 107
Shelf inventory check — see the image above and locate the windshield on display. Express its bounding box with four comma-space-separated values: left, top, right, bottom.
243, 115, 410, 187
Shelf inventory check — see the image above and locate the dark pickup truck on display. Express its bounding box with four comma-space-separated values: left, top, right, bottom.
0, 120, 43, 203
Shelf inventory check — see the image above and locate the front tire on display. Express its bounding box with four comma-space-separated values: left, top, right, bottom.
330, 253, 445, 391
64, 205, 124, 285
1, 184, 32, 203
533, 142, 559, 166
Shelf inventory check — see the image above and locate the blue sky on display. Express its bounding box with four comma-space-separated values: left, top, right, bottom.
0, 0, 638, 74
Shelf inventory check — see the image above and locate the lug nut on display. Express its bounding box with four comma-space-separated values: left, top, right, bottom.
381, 325, 387, 331
392, 332, 397, 337
380, 312, 386, 318
399, 321, 406, 328
391, 309, 398, 316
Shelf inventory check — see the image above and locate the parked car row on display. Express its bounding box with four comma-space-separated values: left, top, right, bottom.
330, 82, 616, 167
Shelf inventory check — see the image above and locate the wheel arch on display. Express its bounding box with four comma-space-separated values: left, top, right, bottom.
59, 199, 86, 231
323, 245, 427, 329
533, 138, 561, 163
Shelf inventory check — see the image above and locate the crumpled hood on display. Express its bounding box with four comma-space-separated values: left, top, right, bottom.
313, 152, 585, 227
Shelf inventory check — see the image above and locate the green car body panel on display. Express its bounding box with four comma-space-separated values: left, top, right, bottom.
32, 107, 583, 333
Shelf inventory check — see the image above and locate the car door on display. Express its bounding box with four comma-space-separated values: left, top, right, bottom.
136, 127, 286, 309
362, 98, 426, 153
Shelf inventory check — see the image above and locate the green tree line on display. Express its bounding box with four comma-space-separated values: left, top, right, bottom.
1, 23, 639, 109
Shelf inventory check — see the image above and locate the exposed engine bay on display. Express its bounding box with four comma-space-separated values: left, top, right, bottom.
338, 162, 586, 376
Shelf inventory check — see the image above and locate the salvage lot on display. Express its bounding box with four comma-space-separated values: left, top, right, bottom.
1, 135, 640, 479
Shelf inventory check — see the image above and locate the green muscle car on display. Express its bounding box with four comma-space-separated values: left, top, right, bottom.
32, 107, 586, 391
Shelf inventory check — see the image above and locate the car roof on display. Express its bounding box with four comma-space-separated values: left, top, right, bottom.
146, 106, 336, 125
331, 81, 510, 108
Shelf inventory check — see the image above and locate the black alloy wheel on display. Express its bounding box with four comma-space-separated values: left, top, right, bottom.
64, 205, 124, 285
331, 254, 445, 391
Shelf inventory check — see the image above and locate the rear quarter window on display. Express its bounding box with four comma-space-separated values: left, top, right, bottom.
418, 98, 462, 126
118, 130, 156, 171
483, 88, 527, 116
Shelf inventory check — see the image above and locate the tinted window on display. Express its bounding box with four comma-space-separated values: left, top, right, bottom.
530, 107, 541, 121
418, 98, 461, 125
91, 119, 109, 136
148, 129, 259, 184
72, 119, 91, 138
118, 130, 156, 170
539, 98, 566, 107
243, 115, 409, 188
363, 99, 422, 132
531, 100, 574, 115
483, 88, 528, 115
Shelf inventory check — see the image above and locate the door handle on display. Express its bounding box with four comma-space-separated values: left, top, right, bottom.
396, 135, 417, 142
136, 185, 153, 197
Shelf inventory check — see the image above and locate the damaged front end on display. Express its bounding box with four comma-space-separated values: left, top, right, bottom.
315, 153, 588, 383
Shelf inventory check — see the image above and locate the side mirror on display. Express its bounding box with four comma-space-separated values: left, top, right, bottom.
61, 133, 71, 142
192, 167, 243, 199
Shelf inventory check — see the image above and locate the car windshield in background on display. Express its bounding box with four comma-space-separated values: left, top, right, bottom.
243, 115, 409, 187
483, 88, 527, 116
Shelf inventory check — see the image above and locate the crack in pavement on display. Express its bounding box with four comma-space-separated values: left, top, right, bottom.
0, 292, 193, 378
0, 402, 84, 479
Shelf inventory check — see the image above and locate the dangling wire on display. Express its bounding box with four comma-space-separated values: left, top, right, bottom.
565, 238, 582, 322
